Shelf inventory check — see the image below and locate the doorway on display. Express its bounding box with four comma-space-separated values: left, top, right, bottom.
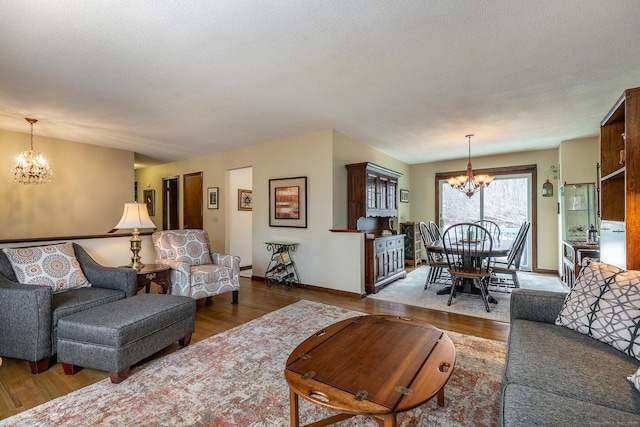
162, 176, 179, 230
183, 172, 203, 230
229, 167, 253, 271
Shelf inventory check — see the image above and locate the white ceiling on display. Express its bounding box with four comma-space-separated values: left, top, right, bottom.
1, 1, 639, 167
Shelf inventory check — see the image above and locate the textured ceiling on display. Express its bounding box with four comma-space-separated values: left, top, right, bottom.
1, 1, 639, 167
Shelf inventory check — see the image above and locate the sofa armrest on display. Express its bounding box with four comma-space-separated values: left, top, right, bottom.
510, 289, 568, 324
72, 243, 137, 297
0, 276, 53, 361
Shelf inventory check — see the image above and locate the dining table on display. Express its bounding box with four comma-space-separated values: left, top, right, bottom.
426, 238, 512, 304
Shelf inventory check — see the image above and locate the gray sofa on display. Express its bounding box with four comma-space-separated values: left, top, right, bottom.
0, 243, 137, 373
500, 289, 640, 426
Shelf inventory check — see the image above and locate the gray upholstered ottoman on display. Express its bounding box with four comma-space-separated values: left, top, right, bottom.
57, 294, 196, 383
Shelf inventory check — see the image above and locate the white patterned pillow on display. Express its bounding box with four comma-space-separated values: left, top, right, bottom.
169, 232, 212, 266
556, 259, 640, 360
628, 366, 640, 392
2, 242, 91, 293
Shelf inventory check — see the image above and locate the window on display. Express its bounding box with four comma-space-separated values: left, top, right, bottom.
436, 165, 537, 271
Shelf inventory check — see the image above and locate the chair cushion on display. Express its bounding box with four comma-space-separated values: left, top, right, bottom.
51, 287, 126, 350
2, 242, 91, 294
555, 259, 640, 360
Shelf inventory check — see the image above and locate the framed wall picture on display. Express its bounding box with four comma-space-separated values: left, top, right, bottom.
400, 189, 410, 203
143, 189, 155, 216
269, 176, 307, 228
207, 187, 219, 210
238, 189, 252, 211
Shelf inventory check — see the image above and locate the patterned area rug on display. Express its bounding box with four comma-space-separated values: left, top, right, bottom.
0, 300, 506, 427
368, 266, 565, 323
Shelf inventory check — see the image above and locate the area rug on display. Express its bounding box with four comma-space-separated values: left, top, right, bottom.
367, 266, 565, 323
0, 300, 506, 427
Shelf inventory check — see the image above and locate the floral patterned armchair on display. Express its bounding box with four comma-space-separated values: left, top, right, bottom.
151, 230, 240, 303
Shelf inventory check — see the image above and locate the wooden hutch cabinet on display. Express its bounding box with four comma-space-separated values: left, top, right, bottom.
346, 162, 401, 231
346, 162, 406, 294
599, 87, 640, 270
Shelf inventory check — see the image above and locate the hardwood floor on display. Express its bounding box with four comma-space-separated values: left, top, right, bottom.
0, 276, 509, 420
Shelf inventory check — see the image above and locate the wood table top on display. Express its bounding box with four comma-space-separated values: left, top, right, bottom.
427, 238, 512, 257
285, 315, 456, 416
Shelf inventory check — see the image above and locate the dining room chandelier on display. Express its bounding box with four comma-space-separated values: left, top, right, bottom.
447, 134, 493, 198
11, 118, 53, 185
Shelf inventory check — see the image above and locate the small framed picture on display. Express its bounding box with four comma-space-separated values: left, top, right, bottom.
400, 189, 409, 203
238, 189, 252, 211
207, 187, 219, 210
143, 189, 155, 216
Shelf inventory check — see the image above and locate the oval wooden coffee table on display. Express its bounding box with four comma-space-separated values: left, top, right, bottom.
284, 315, 456, 426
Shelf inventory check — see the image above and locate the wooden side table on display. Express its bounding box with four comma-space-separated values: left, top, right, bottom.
122, 264, 171, 294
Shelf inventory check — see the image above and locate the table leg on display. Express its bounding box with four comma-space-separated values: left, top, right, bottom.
437, 387, 445, 407
290, 388, 300, 427
373, 413, 397, 427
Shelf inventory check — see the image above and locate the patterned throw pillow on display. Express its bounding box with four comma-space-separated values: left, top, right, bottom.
169, 232, 212, 266
628, 366, 640, 392
2, 242, 91, 293
555, 258, 640, 361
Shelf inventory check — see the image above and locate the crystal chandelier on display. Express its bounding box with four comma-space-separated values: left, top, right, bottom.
12, 118, 53, 185
447, 134, 493, 198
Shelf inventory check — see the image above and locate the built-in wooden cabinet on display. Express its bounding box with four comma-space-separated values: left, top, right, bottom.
364, 234, 406, 294
346, 162, 402, 231
599, 87, 640, 270
401, 222, 422, 267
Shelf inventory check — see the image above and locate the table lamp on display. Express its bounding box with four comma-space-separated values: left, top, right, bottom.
109, 202, 157, 269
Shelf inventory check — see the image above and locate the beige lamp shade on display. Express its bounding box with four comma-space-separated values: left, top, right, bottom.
110, 202, 156, 231
109, 203, 157, 269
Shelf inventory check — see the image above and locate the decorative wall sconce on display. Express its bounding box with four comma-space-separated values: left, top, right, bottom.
542, 165, 559, 197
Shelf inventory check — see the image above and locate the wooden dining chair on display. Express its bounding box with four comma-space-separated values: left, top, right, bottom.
418, 221, 449, 289
442, 223, 494, 312
428, 221, 442, 240
491, 221, 530, 288
474, 220, 501, 242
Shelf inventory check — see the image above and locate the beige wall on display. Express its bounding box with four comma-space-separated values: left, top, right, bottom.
409, 148, 561, 271
3, 124, 594, 285
332, 131, 411, 231
228, 167, 253, 268
136, 130, 358, 293
0, 128, 134, 240
558, 136, 599, 184
135, 129, 410, 295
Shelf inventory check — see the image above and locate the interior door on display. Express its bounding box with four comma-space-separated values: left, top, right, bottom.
162, 177, 179, 230
183, 172, 203, 230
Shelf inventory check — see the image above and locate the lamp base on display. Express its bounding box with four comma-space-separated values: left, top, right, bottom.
128, 260, 146, 270
128, 229, 145, 270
